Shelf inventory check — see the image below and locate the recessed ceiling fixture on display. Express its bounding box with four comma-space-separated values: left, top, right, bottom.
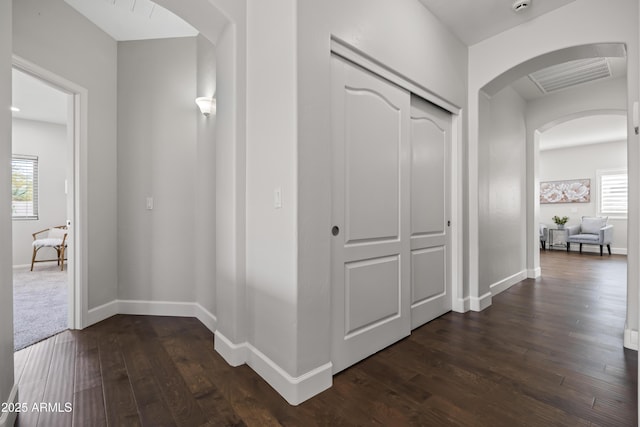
529, 57, 612, 94
512, 0, 531, 12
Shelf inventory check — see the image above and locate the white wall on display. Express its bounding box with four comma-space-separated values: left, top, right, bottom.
117, 37, 197, 303
0, 0, 15, 422
296, 0, 468, 381
12, 119, 67, 266
13, 0, 118, 310
195, 34, 217, 315
468, 0, 639, 334
478, 87, 527, 295
245, 0, 298, 375
209, 0, 470, 403
539, 140, 628, 253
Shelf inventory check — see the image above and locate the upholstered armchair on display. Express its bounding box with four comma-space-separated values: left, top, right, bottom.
540, 224, 548, 250
566, 216, 613, 256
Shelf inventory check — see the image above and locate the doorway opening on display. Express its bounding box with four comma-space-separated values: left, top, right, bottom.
11, 61, 81, 351
478, 43, 632, 349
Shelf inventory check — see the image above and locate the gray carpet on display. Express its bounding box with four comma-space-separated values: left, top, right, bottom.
13, 264, 68, 351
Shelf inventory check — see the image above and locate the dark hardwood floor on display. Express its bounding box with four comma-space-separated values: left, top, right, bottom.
14, 251, 637, 426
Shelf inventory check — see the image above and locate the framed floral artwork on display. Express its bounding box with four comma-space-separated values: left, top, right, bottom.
540, 179, 590, 204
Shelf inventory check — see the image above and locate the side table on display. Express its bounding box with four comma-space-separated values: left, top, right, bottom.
549, 228, 569, 250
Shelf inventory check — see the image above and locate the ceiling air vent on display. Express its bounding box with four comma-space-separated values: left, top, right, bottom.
529, 57, 612, 94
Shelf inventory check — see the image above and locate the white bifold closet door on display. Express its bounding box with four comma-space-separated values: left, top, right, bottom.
330, 55, 451, 374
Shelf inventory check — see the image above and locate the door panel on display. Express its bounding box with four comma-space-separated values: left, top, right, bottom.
411, 247, 445, 304
345, 89, 399, 243
331, 55, 411, 374
345, 256, 400, 336
411, 117, 446, 235
410, 96, 452, 330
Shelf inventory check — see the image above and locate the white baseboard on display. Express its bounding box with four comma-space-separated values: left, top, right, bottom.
214, 330, 332, 405
490, 270, 527, 297
195, 304, 217, 333
527, 267, 541, 279
86, 299, 217, 332
86, 300, 118, 327
452, 297, 470, 313
0, 384, 19, 427
470, 292, 492, 312
564, 245, 627, 255
246, 344, 332, 406
12, 263, 31, 269
213, 330, 248, 367
118, 299, 197, 317
624, 326, 638, 351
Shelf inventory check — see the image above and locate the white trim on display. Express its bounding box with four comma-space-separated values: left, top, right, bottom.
86, 299, 218, 331
565, 245, 627, 255
214, 330, 248, 367
528, 267, 542, 278
470, 292, 492, 312
86, 300, 118, 327
12, 263, 45, 269
213, 331, 333, 406
194, 303, 217, 333
12, 55, 89, 331
0, 384, 18, 427
13, 261, 62, 269
452, 297, 470, 313
623, 326, 638, 350
490, 270, 527, 296
245, 343, 332, 406
117, 299, 197, 317
330, 37, 460, 115
450, 111, 464, 315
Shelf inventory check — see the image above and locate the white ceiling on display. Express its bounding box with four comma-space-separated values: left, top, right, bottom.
539, 115, 628, 151
418, 0, 577, 45
64, 0, 197, 41
12, 68, 68, 125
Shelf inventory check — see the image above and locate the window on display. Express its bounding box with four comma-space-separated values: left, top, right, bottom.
12, 155, 39, 220
597, 168, 627, 217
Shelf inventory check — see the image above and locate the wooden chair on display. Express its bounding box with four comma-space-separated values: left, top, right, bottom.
31, 225, 68, 271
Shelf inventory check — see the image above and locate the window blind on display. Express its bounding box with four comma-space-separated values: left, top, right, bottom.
11, 155, 39, 220
599, 171, 627, 216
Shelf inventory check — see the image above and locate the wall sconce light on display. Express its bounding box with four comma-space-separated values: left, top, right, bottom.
195, 97, 216, 116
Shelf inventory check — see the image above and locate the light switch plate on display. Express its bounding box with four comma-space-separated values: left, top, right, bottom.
146, 197, 154, 210
274, 188, 282, 209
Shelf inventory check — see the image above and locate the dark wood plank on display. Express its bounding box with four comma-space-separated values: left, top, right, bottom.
72, 385, 106, 427
37, 333, 76, 427
15, 335, 56, 427
13, 251, 637, 426
98, 331, 142, 426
